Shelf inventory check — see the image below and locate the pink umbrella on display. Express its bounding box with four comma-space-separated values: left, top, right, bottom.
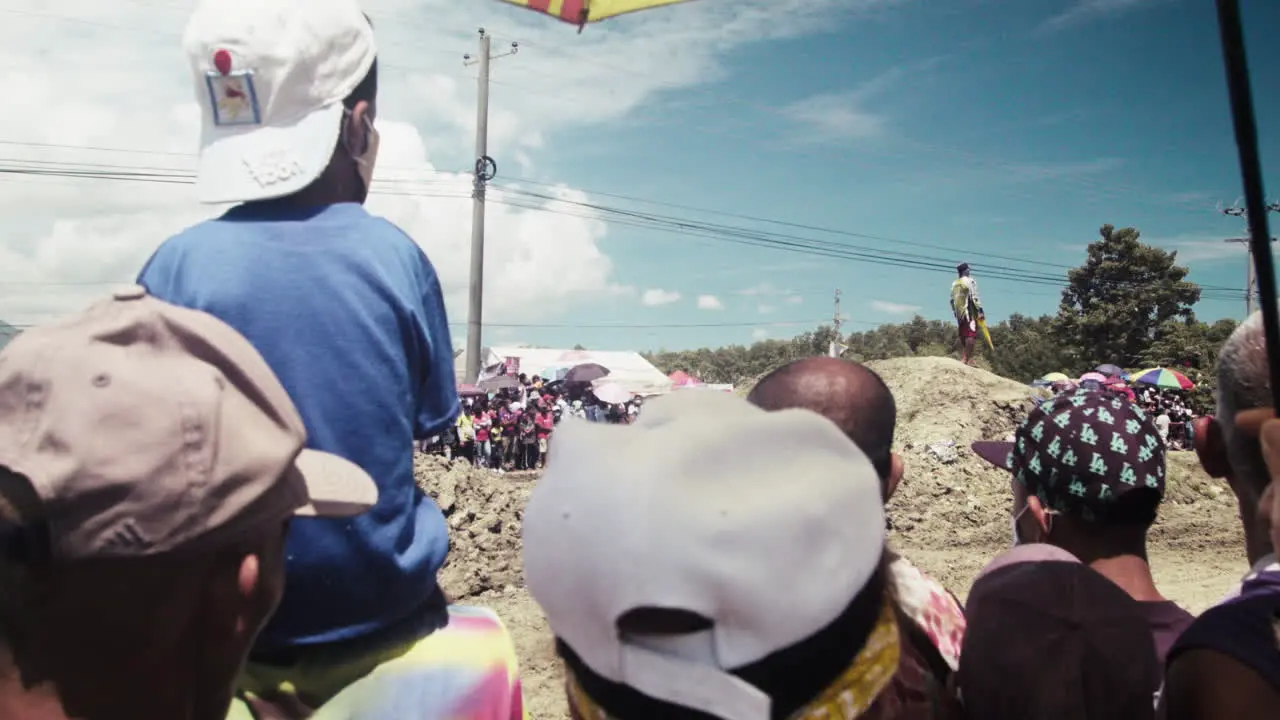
1078, 372, 1108, 385
593, 382, 632, 405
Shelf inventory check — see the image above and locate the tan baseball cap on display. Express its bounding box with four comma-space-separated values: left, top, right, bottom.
0, 285, 377, 560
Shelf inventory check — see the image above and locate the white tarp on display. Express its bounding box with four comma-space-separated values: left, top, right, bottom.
462, 346, 673, 396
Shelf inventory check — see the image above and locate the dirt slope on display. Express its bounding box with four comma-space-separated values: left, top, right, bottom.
417, 356, 1245, 719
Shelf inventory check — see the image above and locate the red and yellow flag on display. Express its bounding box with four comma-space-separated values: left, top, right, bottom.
496, 0, 697, 26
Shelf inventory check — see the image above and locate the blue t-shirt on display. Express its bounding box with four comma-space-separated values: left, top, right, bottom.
138, 202, 459, 648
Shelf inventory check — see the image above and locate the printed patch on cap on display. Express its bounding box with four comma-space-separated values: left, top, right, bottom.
205, 68, 262, 127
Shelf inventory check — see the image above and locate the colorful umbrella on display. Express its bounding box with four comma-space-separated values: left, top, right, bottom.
1132, 368, 1195, 391
496, 0, 697, 28
1040, 372, 1071, 383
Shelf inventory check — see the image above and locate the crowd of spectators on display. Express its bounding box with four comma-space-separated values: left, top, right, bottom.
423, 373, 645, 469
0, 1, 1277, 719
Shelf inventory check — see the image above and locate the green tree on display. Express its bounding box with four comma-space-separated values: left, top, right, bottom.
986, 314, 1066, 382
1053, 224, 1201, 371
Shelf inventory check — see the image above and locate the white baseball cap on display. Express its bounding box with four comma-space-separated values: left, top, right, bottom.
523, 391, 886, 720
182, 0, 376, 204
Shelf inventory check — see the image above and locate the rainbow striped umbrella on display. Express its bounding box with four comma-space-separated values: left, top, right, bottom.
496, 0, 698, 27
1132, 367, 1195, 391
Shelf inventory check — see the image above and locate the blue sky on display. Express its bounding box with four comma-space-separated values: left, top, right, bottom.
426, 0, 1280, 351
1, 0, 1276, 355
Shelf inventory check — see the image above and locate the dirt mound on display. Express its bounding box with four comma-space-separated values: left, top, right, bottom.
871, 357, 1046, 549
413, 455, 534, 601
870, 357, 1240, 558
420, 356, 1244, 719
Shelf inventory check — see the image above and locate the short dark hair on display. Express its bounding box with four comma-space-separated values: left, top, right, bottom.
748, 359, 896, 480
343, 15, 377, 109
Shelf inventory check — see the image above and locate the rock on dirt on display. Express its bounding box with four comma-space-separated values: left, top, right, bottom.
413, 455, 533, 602
416, 356, 1245, 720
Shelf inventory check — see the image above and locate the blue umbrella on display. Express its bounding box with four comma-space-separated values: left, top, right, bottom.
538, 366, 570, 381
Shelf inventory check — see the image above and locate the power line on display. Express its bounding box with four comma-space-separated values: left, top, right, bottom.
0, 157, 1247, 301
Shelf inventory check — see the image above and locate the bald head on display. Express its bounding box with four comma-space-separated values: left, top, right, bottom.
748, 357, 896, 480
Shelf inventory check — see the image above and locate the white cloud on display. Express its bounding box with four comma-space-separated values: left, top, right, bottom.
784, 294, 803, 304
738, 282, 793, 297
781, 92, 884, 143
871, 299, 921, 315
642, 288, 682, 306
757, 303, 776, 314
1147, 234, 1248, 265
751, 328, 769, 340
0, 0, 895, 331
781, 58, 942, 144
1036, 0, 1169, 35
696, 294, 723, 310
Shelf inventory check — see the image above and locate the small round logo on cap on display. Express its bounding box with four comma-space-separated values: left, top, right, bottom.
213, 49, 233, 76
112, 284, 148, 301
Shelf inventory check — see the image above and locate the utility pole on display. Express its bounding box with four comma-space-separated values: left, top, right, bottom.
462, 29, 518, 383
1219, 200, 1280, 316
829, 289, 843, 357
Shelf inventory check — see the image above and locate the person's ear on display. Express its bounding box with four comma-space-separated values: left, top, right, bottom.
344, 100, 371, 155
1194, 416, 1232, 479
1026, 494, 1052, 538
235, 553, 263, 636
885, 453, 904, 501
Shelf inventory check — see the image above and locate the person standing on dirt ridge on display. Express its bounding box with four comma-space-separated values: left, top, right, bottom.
1164, 309, 1280, 718
135, 0, 524, 716
972, 389, 1194, 663
749, 357, 967, 675
950, 263, 984, 366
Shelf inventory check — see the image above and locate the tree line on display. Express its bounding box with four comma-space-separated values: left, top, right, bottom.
643, 225, 1241, 411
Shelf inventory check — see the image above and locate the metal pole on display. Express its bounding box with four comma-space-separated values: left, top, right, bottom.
1214, 0, 1280, 408
830, 289, 842, 357
1247, 249, 1257, 316
464, 31, 492, 384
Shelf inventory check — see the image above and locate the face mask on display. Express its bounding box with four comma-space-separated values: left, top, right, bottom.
1011, 504, 1028, 547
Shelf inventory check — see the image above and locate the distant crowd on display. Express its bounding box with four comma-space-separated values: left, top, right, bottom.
2, 2, 1277, 720
421, 373, 645, 470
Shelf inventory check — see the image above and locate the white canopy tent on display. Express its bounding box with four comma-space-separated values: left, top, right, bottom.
457, 346, 673, 396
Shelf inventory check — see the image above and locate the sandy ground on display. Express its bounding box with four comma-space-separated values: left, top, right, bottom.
420, 357, 1249, 720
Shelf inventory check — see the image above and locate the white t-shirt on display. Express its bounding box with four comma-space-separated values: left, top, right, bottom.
1155, 413, 1171, 440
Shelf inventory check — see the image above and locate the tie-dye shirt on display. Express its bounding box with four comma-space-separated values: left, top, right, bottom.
228, 605, 525, 720
887, 554, 966, 671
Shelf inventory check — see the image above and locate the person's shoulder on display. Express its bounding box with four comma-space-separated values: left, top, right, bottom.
152, 214, 239, 253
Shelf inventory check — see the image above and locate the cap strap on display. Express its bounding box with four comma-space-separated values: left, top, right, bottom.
618, 642, 771, 720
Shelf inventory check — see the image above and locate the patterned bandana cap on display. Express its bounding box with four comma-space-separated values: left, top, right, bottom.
973, 388, 1166, 522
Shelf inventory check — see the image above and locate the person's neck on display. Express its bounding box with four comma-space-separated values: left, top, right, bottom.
11, 658, 207, 720
0, 676, 67, 720
1085, 553, 1167, 603
246, 184, 358, 213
